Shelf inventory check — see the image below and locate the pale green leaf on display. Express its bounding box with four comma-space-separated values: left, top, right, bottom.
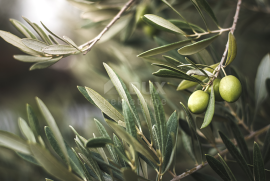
30, 56, 62, 70
142, 14, 186, 35
18, 117, 36, 143
14, 55, 52, 62
36, 97, 70, 170
170, 19, 205, 33
63, 36, 81, 51
178, 35, 219, 55
225, 33, 237, 66
42, 45, 79, 55
77, 86, 95, 105
41, 22, 66, 42
137, 40, 191, 57
201, 86, 215, 129
29, 144, 82, 181
0, 130, 31, 154
85, 87, 124, 122
10, 19, 37, 39
22, 38, 48, 52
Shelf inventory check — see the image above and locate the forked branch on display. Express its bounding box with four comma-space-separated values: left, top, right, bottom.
79, 0, 137, 54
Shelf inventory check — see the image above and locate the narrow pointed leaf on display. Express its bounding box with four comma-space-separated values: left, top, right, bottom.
190, 0, 209, 30
14, 55, 52, 62
29, 144, 82, 181
113, 134, 127, 167
178, 35, 219, 55
41, 22, 66, 42
142, 14, 186, 35
122, 100, 137, 138
17, 152, 39, 165
63, 36, 81, 51
18, 117, 36, 143
49, 35, 59, 45
36, 97, 70, 169
42, 45, 79, 55
138, 40, 191, 57
196, 0, 219, 27
103, 63, 141, 130
262, 126, 270, 163
219, 131, 253, 180
152, 125, 161, 151
170, 20, 205, 33
254, 142, 266, 181
230, 118, 251, 164
30, 56, 62, 70
85, 87, 124, 122
85, 137, 113, 148
22, 38, 48, 52
77, 86, 95, 105
205, 155, 230, 181
105, 119, 158, 164
0, 30, 40, 56
0, 130, 31, 154
150, 81, 167, 158
10, 19, 37, 39
225, 33, 237, 66
218, 154, 237, 181
201, 86, 215, 129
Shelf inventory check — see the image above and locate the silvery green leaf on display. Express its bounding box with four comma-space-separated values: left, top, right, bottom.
42, 45, 79, 55
18, 117, 36, 143
14, 55, 52, 62
17, 152, 39, 166
122, 100, 137, 138
85, 87, 124, 122
0, 130, 31, 154
201, 86, 215, 129
186, 69, 213, 77
30, 56, 62, 70
41, 22, 66, 42
178, 35, 219, 55
36, 97, 71, 170
225, 33, 237, 66
22, 38, 48, 52
137, 40, 191, 57
77, 86, 96, 106
49, 35, 59, 45
142, 14, 186, 35
29, 144, 82, 181
9, 19, 37, 39
63, 36, 81, 51
0, 30, 40, 56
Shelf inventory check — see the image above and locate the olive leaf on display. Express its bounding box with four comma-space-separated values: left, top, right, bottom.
18, 117, 36, 143
9, 19, 37, 39
14, 55, 52, 62
22, 38, 48, 53
201, 86, 215, 129
225, 32, 237, 66
254, 142, 266, 181
85, 137, 113, 148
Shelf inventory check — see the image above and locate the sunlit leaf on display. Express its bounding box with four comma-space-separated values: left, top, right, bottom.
178, 35, 219, 55
30, 56, 62, 70
85, 87, 124, 122
219, 131, 253, 180
205, 155, 230, 181
201, 86, 215, 128
22, 38, 48, 52
225, 33, 237, 66
36, 97, 70, 170
41, 22, 66, 42
14, 55, 52, 62
254, 142, 266, 181
142, 14, 186, 35
138, 40, 191, 57
29, 144, 82, 181
10, 19, 37, 39
18, 117, 36, 143
63, 36, 81, 51
42, 45, 79, 55
0, 130, 31, 154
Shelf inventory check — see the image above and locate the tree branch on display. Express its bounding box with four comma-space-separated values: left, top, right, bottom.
171, 124, 269, 181
79, 0, 137, 54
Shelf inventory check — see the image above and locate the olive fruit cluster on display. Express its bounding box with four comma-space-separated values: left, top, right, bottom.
188, 75, 242, 114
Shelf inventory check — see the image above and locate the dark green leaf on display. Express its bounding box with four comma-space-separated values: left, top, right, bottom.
29, 144, 82, 181
85, 87, 124, 122
10, 19, 37, 39
201, 86, 215, 129
138, 40, 191, 57
229, 117, 251, 164
219, 131, 253, 180
18, 117, 36, 143
42, 45, 79, 55
85, 137, 113, 148
22, 38, 48, 52
121, 168, 138, 181
254, 142, 266, 181
17, 152, 39, 165
170, 20, 205, 33
262, 126, 270, 163
218, 154, 237, 181
205, 155, 230, 181
196, 117, 215, 145
196, 0, 219, 27
30, 56, 62, 70
181, 130, 196, 162
113, 134, 128, 167
36, 97, 70, 170
178, 35, 219, 55
77, 86, 95, 105
0, 130, 31, 154
142, 14, 186, 35
14, 55, 52, 62
152, 125, 161, 151
163, 55, 181, 66
225, 33, 237, 66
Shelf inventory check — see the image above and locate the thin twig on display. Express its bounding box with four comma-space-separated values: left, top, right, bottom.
185, 28, 231, 38
79, 0, 137, 54
171, 124, 270, 181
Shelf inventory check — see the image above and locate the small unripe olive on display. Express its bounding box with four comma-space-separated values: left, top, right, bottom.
143, 25, 158, 37
219, 75, 242, 103
188, 90, 209, 114
207, 78, 223, 101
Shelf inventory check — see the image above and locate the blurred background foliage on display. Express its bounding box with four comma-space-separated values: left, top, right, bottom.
1, 0, 270, 180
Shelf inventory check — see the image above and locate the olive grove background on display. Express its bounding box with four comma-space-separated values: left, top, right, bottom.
1, 0, 270, 180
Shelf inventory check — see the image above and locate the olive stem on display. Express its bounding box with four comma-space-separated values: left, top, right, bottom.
78, 0, 137, 54
221, 66, 227, 76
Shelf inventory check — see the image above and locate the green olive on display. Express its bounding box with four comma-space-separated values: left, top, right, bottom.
188, 90, 209, 114
143, 25, 158, 37
207, 78, 223, 101
219, 75, 242, 103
